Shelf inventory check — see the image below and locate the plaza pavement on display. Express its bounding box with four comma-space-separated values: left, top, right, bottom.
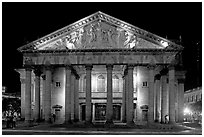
2, 121, 202, 135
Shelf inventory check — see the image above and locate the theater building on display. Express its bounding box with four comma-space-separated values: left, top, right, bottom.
16, 11, 185, 126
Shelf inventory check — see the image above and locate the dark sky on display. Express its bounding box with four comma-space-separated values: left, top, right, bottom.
2, 2, 202, 93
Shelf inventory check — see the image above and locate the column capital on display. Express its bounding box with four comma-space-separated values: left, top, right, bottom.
65, 65, 72, 70
147, 64, 156, 70
25, 66, 33, 71
127, 64, 134, 70
41, 74, 46, 80
160, 67, 168, 76
177, 78, 185, 84
154, 74, 161, 81
20, 78, 26, 84
44, 65, 53, 70
106, 64, 113, 70
85, 65, 93, 70
34, 69, 42, 77
168, 64, 175, 70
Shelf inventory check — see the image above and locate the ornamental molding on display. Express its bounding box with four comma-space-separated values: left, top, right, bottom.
18, 11, 183, 52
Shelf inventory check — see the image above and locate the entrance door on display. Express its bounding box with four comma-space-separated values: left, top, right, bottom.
142, 110, 148, 121
81, 105, 86, 121
113, 105, 121, 121
95, 104, 106, 121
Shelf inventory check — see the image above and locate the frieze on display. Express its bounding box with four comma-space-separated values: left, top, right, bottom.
23, 52, 176, 65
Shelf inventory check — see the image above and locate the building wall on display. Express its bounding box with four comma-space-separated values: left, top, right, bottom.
184, 87, 202, 105
51, 67, 66, 123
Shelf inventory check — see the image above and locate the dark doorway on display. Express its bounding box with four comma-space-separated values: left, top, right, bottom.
113, 105, 121, 121
142, 110, 148, 121
95, 104, 106, 121
81, 105, 86, 121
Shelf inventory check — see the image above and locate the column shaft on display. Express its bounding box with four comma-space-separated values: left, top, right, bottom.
74, 76, 79, 122
161, 75, 168, 123
155, 77, 161, 122
85, 65, 92, 123
34, 70, 41, 121
178, 81, 184, 122
106, 65, 113, 124
20, 78, 25, 120
148, 66, 155, 123
126, 66, 134, 125
44, 67, 52, 122
41, 75, 46, 120
169, 67, 176, 124
71, 73, 75, 120
122, 76, 126, 122
25, 68, 32, 122
65, 66, 72, 123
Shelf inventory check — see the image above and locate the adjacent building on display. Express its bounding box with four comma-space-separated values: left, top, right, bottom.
16, 11, 185, 126
184, 87, 202, 122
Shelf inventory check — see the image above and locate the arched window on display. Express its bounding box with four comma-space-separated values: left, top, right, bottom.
113, 75, 119, 92
82, 76, 86, 92
97, 75, 105, 92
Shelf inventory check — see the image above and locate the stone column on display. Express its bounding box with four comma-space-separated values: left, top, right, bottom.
44, 66, 52, 122
25, 68, 32, 123
41, 74, 46, 120
169, 66, 175, 124
34, 69, 41, 121
155, 74, 161, 122
20, 78, 26, 120
125, 70, 129, 123
106, 64, 113, 124
74, 76, 80, 122
122, 75, 126, 123
85, 65, 92, 124
148, 65, 155, 123
178, 79, 185, 123
65, 66, 72, 124
126, 65, 134, 125
168, 66, 176, 124
160, 74, 168, 123
71, 73, 75, 120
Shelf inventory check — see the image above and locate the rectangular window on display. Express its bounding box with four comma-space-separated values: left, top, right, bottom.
142, 81, 148, 87
187, 97, 190, 102
55, 82, 61, 87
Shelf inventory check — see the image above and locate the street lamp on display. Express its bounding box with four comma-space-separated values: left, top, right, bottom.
184, 108, 191, 115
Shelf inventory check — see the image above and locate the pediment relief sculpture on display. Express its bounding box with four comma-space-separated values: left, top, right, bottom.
18, 11, 183, 52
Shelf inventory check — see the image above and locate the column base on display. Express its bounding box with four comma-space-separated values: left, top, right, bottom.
64, 120, 73, 125
122, 119, 127, 123
168, 121, 176, 125
126, 120, 135, 127
105, 120, 114, 128
148, 120, 155, 124
24, 120, 35, 127
84, 121, 94, 127
73, 119, 79, 123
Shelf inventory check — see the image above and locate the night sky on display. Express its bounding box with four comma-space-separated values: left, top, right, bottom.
2, 2, 202, 93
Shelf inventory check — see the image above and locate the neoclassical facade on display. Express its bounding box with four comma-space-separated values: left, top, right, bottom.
16, 11, 185, 126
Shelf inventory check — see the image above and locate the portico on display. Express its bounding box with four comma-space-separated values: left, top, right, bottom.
16, 11, 185, 126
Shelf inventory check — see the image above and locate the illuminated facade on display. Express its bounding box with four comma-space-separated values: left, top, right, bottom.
16, 11, 185, 126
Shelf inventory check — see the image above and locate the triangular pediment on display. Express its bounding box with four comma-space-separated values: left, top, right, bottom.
18, 11, 183, 52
